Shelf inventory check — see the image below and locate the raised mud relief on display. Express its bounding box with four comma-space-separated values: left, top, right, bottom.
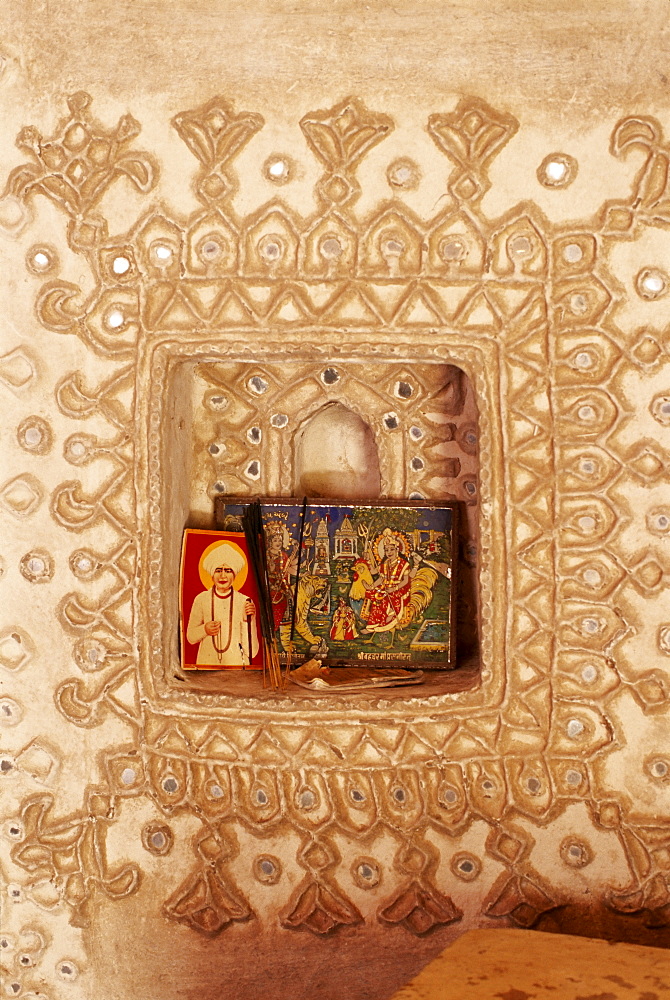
2, 80, 670, 1000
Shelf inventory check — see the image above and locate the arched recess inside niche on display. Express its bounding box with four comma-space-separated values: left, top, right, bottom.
261, 366, 406, 496
293, 401, 382, 499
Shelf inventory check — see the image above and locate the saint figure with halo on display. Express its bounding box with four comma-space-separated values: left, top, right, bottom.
186, 541, 258, 666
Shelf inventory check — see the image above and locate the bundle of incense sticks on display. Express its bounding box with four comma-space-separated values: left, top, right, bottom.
285, 497, 308, 687
242, 501, 282, 689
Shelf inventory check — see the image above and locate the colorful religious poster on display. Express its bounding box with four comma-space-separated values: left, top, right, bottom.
215, 499, 458, 669
179, 529, 263, 670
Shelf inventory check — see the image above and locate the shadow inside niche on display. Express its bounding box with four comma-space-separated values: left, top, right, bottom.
535, 903, 670, 950
293, 401, 382, 500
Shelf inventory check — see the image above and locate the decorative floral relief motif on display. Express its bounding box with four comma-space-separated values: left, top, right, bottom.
2, 90, 157, 250
2, 91, 670, 971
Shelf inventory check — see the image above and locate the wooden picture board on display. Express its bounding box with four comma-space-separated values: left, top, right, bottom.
214, 497, 459, 670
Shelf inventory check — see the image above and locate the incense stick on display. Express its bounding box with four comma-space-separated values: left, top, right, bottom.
284, 496, 308, 688
243, 501, 282, 689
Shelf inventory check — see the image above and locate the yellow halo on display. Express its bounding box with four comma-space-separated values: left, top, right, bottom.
374, 529, 410, 559
198, 540, 248, 591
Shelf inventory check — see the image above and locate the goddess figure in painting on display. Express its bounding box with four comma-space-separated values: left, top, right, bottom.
265, 526, 298, 630
348, 557, 374, 618
187, 542, 258, 666
360, 528, 412, 635
330, 597, 359, 640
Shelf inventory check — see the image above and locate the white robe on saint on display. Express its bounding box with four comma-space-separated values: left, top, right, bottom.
187, 588, 258, 666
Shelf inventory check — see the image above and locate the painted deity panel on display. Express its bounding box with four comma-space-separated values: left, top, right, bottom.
215, 499, 458, 670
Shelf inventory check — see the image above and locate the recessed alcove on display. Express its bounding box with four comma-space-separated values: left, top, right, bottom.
156, 353, 482, 702
294, 401, 382, 499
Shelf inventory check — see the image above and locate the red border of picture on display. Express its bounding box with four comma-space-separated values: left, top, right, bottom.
179, 528, 263, 670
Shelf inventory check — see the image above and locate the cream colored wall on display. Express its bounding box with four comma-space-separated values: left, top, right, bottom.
2, 4, 670, 999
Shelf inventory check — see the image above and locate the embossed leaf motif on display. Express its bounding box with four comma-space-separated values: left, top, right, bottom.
428, 102, 517, 169
164, 866, 251, 935
115, 155, 155, 192
11, 792, 139, 926
115, 111, 142, 143
642, 875, 670, 927
610, 116, 670, 222
3, 92, 156, 222
5, 162, 43, 198
300, 99, 393, 171
428, 99, 518, 199
281, 880, 362, 935
36, 282, 86, 332
67, 89, 94, 118
611, 116, 659, 155
609, 873, 670, 923
378, 881, 462, 935
56, 373, 100, 417
56, 663, 137, 729
483, 873, 557, 928
103, 864, 141, 898
172, 99, 264, 168
56, 679, 101, 726
11, 797, 63, 874
609, 889, 644, 913
55, 367, 134, 428
52, 483, 102, 531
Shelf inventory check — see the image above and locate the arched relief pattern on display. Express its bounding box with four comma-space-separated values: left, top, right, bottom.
2, 91, 670, 991
191, 359, 478, 502
292, 400, 383, 499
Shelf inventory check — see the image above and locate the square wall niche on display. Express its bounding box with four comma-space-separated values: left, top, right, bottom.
137, 333, 504, 715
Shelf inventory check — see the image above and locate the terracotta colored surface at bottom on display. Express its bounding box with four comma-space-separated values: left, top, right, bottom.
89, 894, 465, 1000
390, 929, 670, 1000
